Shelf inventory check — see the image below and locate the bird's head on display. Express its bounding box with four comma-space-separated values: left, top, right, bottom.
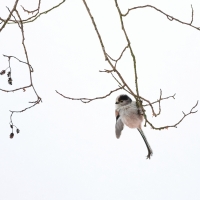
115, 94, 132, 108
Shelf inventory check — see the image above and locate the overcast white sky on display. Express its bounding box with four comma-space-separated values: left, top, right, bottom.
0, 0, 200, 199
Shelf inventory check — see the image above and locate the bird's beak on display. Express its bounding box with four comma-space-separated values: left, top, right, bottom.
115, 102, 119, 104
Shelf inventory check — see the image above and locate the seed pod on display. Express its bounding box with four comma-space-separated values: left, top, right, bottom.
10, 133, 14, 139
8, 77, 12, 85
7, 71, 11, 77
0, 70, 5, 75
16, 129, 20, 134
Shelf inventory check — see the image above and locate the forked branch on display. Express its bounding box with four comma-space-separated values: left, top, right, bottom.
56, 0, 198, 132
0, 2, 42, 138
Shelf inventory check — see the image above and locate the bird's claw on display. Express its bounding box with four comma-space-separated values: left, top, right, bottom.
146, 152, 153, 160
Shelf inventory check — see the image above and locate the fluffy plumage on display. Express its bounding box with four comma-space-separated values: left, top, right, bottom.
115, 94, 153, 159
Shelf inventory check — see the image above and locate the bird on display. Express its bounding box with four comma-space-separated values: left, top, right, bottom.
115, 94, 153, 159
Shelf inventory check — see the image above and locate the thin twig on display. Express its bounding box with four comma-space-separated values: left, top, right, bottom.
21, 0, 41, 15
78, 1, 198, 131
3, 54, 32, 68
80, 0, 136, 99
0, 6, 42, 137
56, 86, 125, 103
190, 5, 194, 25
0, 85, 31, 92
114, 0, 140, 102
123, 4, 200, 31
0, 0, 19, 32
0, 0, 66, 25
146, 101, 198, 130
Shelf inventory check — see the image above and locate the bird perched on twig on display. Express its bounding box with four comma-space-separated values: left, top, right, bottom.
115, 94, 153, 159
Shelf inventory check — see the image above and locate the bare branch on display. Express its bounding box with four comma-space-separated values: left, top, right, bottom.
143, 93, 176, 106
78, 0, 198, 132
0, 0, 19, 32
123, 4, 200, 31
81, 0, 136, 100
56, 86, 125, 103
3, 54, 32, 68
107, 45, 128, 62
99, 44, 129, 72
140, 89, 162, 117
21, 0, 41, 15
82, 0, 107, 60
0, 5, 42, 138
1, 0, 197, 137
145, 101, 198, 130
0, 85, 31, 93
99, 69, 114, 73
190, 5, 194, 25
106, 45, 129, 69
114, 0, 140, 102
0, 0, 66, 25
10, 98, 41, 113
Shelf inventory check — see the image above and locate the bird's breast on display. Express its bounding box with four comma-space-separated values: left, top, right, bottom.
119, 106, 143, 129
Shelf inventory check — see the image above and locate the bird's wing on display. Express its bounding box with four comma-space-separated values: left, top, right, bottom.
115, 111, 124, 139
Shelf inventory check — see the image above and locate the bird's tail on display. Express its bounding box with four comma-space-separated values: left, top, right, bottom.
137, 128, 153, 159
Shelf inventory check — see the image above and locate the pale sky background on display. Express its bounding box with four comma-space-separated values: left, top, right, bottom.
0, 0, 200, 199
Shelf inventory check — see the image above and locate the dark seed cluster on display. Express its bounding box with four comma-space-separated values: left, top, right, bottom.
9, 124, 20, 139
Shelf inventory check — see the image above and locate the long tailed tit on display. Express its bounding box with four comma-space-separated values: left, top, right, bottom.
115, 94, 153, 159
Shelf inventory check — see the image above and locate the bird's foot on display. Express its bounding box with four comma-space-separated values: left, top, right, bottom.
146, 152, 153, 160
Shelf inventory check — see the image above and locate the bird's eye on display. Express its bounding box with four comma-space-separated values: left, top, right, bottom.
120, 100, 123, 103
